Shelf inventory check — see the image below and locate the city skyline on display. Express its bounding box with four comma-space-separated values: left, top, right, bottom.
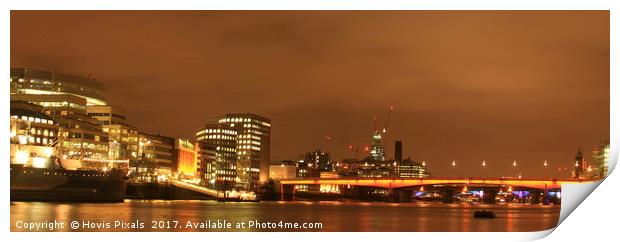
10, 10, 609, 177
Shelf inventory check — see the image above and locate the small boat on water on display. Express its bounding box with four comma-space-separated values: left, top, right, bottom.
473, 210, 496, 219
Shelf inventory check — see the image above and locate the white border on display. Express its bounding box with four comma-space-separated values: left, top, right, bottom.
1, 1, 617, 242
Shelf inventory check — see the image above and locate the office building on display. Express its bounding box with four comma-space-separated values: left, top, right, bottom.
216, 114, 271, 190
268, 160, 297, 180
396, 158, 430, 178
86, 105, 138, 159
195, 123, 238, 190
592, 139, 610, 178
10, 68, 107, 106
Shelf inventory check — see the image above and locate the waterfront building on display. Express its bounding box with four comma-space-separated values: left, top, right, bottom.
173, 138, 197, 178
592, 139, 610, 178
52, 110, 110, 160
10, 68, 107, 106
396, 158, 430, 178
86, 105, 138, 159
11, 93, 86, 114
295, 149, 333, 178
86, 105, 127, 126
305, 149, 334, 172
296, 158, 315, 179
216, 114, 271, 190
195, 123, 238, 190
336, 159, 396, 178
268, 160, 297, 180
127, 132, 176, 183
10, 70, 111, 161
139, 132, 175, 167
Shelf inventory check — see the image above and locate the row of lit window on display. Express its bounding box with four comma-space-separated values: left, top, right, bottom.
238, 145, 261, 151
242, 123, 268, 129
215, 146, 235, 152
13, 115, 54, 125
203, 129, 237, 135
203, 134, 235, 140
29, 128, 55, 137
219, 118, 253, 123
238, 139, 261, 145
216, 170, 236, 175
216, 177, 235, 181
37, 101, 85, 110
18, 135, 53, 145
238, 134, 261, 141
62, 141, 109, 152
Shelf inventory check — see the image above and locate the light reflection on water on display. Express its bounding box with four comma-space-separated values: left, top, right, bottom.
10, 200, 560, 232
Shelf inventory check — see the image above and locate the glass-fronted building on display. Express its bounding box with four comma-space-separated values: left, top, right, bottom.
10, 68, 107, 106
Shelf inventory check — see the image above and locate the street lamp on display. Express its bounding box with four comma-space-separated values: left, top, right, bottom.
544, 160, 549, 179
513, 160, 518, 178
451, 160, 456, 177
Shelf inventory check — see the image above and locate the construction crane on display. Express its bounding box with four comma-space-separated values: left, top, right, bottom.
381, 106, 394, 160
382, 106, 394, 134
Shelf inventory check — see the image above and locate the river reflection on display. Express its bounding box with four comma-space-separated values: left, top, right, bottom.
10, 200, 560, 232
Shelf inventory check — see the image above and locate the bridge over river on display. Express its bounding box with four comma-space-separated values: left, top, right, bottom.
278, 177, 597, 204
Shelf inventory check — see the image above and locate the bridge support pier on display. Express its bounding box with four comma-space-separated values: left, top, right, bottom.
387, 188, 412, 203
399, 189, 412, 202
280, 184, 295, 201
442, 189, 455, 204
531, 190, 542, 205
542, 187, 550, 205
482, 188, 499, 204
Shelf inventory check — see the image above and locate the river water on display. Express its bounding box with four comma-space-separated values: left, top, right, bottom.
10, 200, 560, 232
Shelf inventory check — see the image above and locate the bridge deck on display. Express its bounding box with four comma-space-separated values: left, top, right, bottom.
280, 177, 597, 190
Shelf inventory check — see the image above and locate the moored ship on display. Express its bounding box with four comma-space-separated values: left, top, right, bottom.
10, 101, 129, 202
10, 164, 128, 202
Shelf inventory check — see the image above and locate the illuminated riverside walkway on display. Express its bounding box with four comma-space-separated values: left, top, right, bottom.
171, 180, 257, 200
171, 180, 219, 197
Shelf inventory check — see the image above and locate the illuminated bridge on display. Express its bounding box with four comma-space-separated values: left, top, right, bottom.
278, 177, 597, 204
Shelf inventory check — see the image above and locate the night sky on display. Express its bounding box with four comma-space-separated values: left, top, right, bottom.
10, 11, 609, 178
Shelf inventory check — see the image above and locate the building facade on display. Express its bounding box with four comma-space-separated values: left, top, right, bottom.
216, 114, 271, 190
195, 123, 238, 190
592, 139, 610, 179
268, 160, 297, 180
173, 139, 197, 178
396, 158, 430, 178
86, 105, 138, 159
10, 68, 107, 106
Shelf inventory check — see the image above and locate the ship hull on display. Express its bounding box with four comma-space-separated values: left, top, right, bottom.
10, 165, 128, 202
